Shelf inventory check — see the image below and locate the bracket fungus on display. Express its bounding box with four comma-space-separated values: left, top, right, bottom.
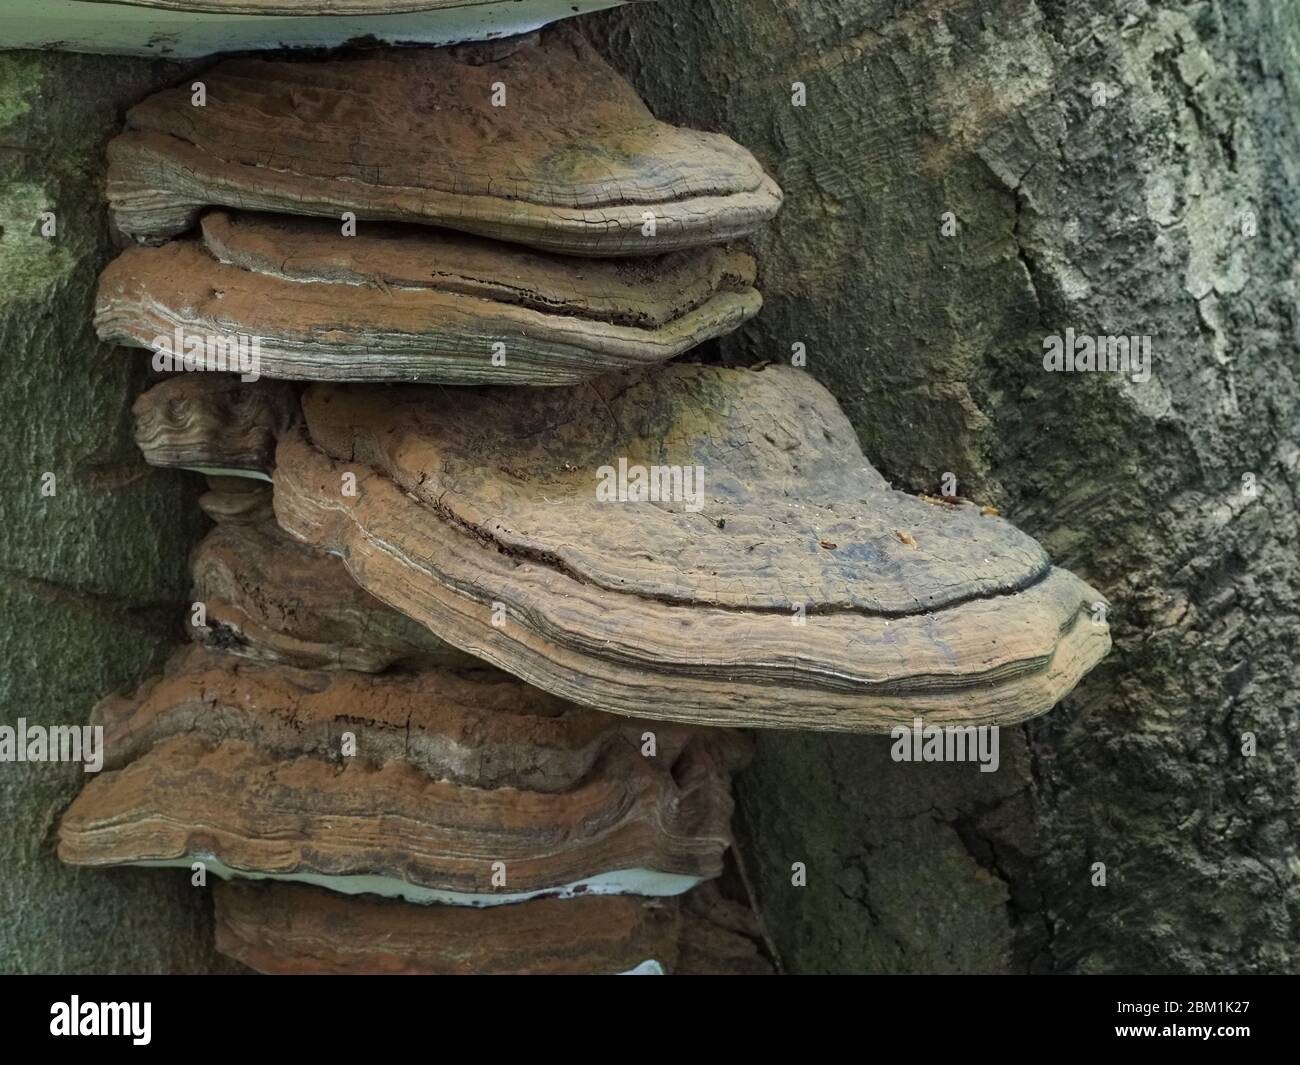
54, 7, 1110, 976
106, 26, 782, 253
213, 880, 771, 975
58, 647, 745, 905
273, 365, 1112, 731
189, 514, 477, 672
97, 210, 762, 385
132, 375, 297, 481
0, 1, 641, 58
198, 476, 277, 526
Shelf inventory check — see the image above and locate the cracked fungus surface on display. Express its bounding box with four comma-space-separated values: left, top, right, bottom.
95, 210, 763, 384
271, 364, 1111, 730
106, 25, 781, 253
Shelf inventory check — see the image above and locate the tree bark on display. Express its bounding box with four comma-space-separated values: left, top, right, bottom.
0, 50, 241, 972
589, 0, 1300, 973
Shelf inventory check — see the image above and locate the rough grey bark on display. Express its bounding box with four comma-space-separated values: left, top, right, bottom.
0, 50, 241, 972
590, 0, 1300, 973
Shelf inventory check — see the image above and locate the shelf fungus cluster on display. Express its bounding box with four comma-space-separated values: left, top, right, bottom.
62, 26, 791, 975
92, 27, 778, 385
58, 644, 748, 907
59, 492, 769, 972
62, 20, 1109, 976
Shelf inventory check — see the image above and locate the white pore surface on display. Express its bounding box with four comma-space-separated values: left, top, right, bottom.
133, 855, 703, 906
182, 465, 273, 482
0, 1, 626, 57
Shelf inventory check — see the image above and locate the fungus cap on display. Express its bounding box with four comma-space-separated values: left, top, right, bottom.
98, 210, 762, 385
58, 648, 743, 902
105, 26, 781, 253
272, 365, 1111, 731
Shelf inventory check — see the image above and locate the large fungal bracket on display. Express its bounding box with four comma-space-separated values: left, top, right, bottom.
272, 364, 1111, 732
105, 26, 781, 253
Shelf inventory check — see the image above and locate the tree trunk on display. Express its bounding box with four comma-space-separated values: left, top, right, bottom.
2, 0, 1296, 974
588, 0, 1300, 974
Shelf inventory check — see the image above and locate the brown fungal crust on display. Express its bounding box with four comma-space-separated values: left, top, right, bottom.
212, 880, 773, 975
188, 517, 475, 672
95, 212, 761, 385
87, 645, 742, 788
271, 365, 1111, 731
213, 881, 681, 975
132, 375, 297, 479
197, 476, 276, 525
106, 26, 782, 254
200, 210, 758, 331
58, 647, 743, 897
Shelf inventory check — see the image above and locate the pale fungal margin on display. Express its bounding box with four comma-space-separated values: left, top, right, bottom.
105, 26, 782, 254
622, 961, 666, 976
272, 365, 1111, 731
96, 211, 763, 385
0, 0, 638, 57
131, 858, 703, 908
182, 466, 272, 482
